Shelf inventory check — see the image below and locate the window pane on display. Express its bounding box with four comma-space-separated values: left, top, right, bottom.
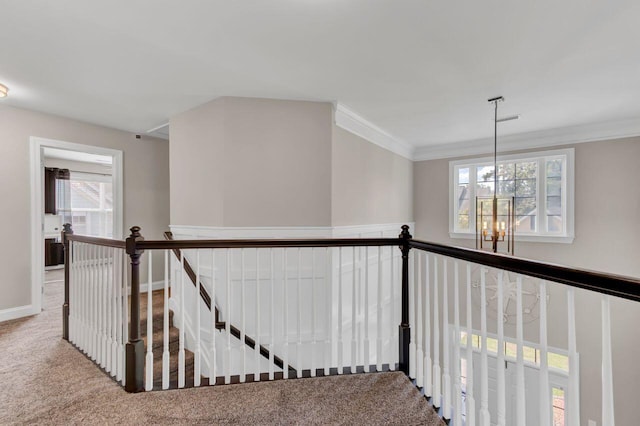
498, 163, 515, 180
547, 158, 563, 178
516, 161, 537, 179
477, 165, 494, 182
548, 352, 569, 372
547, 196, 562, 215
477, 181, 494, 197
458, 167, 470, 184
548, 215, 563, 233
523, 346, 537, 363
458, 215, 470, 230
70, 181, 101, 209
552, 387, 566, 426
547, 177, 562, 196
497, 180, 515, 197
516, 179, 537, 197
515, 197, 536, 216
516, 215, 536, 232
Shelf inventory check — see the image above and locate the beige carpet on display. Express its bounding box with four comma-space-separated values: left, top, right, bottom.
0, 270, 444, 425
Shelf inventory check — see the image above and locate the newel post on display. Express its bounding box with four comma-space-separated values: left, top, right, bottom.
399, 224, 412, 375
125, 226, 145, 393
62, 223, 73, 341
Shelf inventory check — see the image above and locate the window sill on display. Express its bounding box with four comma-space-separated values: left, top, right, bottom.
449, 232, 574, 244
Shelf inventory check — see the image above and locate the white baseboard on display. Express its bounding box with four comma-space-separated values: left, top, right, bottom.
0, 304, 40, 323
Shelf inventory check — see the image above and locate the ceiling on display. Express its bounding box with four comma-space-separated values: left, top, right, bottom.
1, 1, 639, 151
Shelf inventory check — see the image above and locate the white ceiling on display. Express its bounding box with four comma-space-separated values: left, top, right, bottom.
1, 1, 640, 151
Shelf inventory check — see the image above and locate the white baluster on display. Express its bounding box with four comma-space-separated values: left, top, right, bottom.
566, 287, 579, 426
68, 242, 75, 343
255, 249, 261, 382
296, 248, 302, 379
496, 270, 506, 426
105, 246, 111, 371
376, 246, 383, 372
602, 295, 615, 426
433, 256, 441, 409
121, 249, 128, 387
145, 253, 154, 391
409, 250, 416, 380
465, 263, 475, 426
110, 247, 118, 377
516, 275, 526, 426
269, 249, 275, 381
480, 268, 490, 426
194, 251, 201, 387
283, 249, 290, 379
389, 246, 396, 371
93, 245, 99, 363
116, 247, 123, 382
162, 250, 170, 389
87, 244, 93, 356
351, 246, 357, 374
442, 258, 451, 419
424, 253, 432, 398
453, 261, 462, 426
338, 247, 344, 375
178, 251, 186, 388
311, 248, 317, 377
324, 247, 331, 376
364, 246, 371, 372
225, 249, 231, 384
240, 249, 246, 383
95, 246, 107, 368
210, 249, 217, 386
539, 280, 550, 426
415, 251, 424, 387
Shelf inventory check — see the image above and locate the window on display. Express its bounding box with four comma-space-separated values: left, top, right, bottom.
58, 172, 113, 237
450, 148, 574, 243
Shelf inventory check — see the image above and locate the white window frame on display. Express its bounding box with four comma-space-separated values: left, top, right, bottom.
449, 148, 574, 243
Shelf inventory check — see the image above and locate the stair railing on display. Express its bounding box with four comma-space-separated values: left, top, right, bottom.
62, 224, 640, 426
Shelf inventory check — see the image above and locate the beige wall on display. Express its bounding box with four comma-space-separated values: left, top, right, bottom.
170, 98, 225, 227
413, 137, 640, 425
170, 97, 333, 227
223, 98, 332, 227
332, 125, 413, 226
0, 105, 170, 311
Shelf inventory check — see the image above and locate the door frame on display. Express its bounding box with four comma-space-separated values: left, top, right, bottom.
29, 136, 124, 314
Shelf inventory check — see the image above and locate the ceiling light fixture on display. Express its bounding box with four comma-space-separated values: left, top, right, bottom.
476, 96, 520, 255
0, 83, 8, 98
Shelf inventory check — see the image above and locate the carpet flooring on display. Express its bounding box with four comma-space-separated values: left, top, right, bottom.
0, 270, 444, 425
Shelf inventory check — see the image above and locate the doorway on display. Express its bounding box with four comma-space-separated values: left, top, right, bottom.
30, 137, 123, 314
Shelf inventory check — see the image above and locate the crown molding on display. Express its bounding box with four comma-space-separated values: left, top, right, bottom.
146, 122, 169, 140
413, 117, 640, 161
334, 103, 415, 160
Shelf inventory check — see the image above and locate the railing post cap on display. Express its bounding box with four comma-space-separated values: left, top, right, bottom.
399, 224, 412, 240
126, 226, 145, 256
62, 223, 73, 234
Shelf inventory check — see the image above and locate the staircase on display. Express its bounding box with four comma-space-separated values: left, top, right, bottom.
140, 288, 199, 389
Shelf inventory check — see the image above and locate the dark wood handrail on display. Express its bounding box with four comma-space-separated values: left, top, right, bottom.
164, 232, 296, 375
409, 239, 640, 303
67, 233, 126, 248
137, 237, 401, 250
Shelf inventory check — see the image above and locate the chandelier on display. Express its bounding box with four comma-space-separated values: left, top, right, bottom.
476, 96, 519, 255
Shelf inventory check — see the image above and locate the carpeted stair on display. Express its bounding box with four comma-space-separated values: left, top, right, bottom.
140, 289, 199, 390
